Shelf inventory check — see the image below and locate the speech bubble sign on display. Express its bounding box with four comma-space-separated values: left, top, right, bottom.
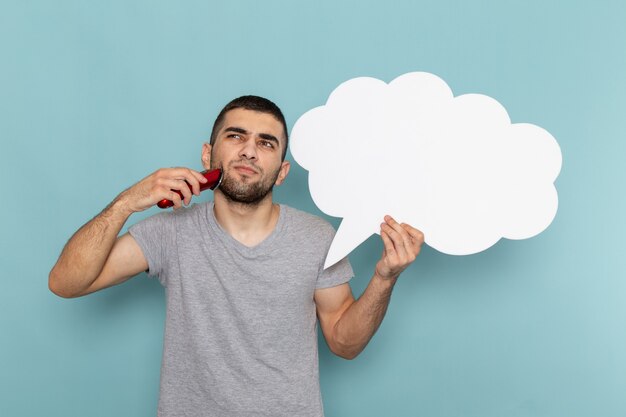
290, 72, 562, 269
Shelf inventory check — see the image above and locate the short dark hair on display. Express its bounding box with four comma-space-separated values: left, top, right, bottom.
210, 95, 289, 161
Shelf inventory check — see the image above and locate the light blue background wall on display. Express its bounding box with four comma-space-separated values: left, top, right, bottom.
1, 1, 625, 416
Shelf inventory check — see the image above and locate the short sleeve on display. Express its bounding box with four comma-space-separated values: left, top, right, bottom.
315, 255, 354, 289
314, 221, 354, 289
128, 211, 175, 286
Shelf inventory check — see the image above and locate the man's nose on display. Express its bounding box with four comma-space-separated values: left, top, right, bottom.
239, 139, 257, 160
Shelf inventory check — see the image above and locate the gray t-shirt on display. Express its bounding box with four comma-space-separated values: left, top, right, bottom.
129, 202, 353, 417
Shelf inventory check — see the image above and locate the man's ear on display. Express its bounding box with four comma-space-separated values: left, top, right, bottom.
274, 161, 291, 186
201, 143, 212, 170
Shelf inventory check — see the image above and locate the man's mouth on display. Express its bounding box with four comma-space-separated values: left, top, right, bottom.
232, 164, 259, 175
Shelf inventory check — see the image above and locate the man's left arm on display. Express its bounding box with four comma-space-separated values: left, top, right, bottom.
315, 216, 424, 360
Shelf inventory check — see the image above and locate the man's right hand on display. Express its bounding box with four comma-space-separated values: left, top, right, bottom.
49, 167, 208, 298
118, 167, 209, 212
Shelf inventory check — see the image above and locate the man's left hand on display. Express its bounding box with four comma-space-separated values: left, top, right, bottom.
375, 215, 424, 280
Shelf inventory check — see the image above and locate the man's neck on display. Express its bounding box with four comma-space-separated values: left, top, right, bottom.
212, 191, 280, 247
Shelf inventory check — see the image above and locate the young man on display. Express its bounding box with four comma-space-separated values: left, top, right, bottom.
49, 96, 424, 417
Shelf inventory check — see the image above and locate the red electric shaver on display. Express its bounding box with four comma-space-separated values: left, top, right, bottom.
156, 168, 223, 209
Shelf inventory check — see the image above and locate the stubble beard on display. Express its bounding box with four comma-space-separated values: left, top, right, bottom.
213, 160, 281, 206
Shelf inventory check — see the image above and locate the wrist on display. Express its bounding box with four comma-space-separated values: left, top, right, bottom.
374, 270, 399, 286
107, 193, 135, 219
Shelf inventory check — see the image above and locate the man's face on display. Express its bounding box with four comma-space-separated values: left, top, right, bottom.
203, 108, 290, 205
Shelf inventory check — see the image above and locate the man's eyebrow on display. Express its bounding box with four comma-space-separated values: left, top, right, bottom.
224, 127, 280, 146
224, 127, 248, 135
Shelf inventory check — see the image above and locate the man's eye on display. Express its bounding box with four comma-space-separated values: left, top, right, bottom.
259, 140, 274, 149
228, 134, 242, 140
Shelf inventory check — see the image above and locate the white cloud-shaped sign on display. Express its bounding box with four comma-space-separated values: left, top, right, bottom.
290, 72, 562, 268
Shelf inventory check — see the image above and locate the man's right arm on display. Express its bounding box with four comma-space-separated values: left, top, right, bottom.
48, 167, 208, 298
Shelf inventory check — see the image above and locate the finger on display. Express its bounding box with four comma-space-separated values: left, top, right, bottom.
178, 179, 193, 205
384, 216, 413, 255
401, 224, 425, 254
171, 168, 205, 196
187, 169, 208, 194
179, 179, 195, 205
380, 229, 396, 258
169, 190, 183, 210
401, 223, 425, 243
381, 223, 409, 259
192, 168, 209, 183
384, 215, 408, 236
161, 178, 193, 205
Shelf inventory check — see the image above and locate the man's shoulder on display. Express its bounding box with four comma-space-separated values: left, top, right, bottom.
281, 204, 337, 239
